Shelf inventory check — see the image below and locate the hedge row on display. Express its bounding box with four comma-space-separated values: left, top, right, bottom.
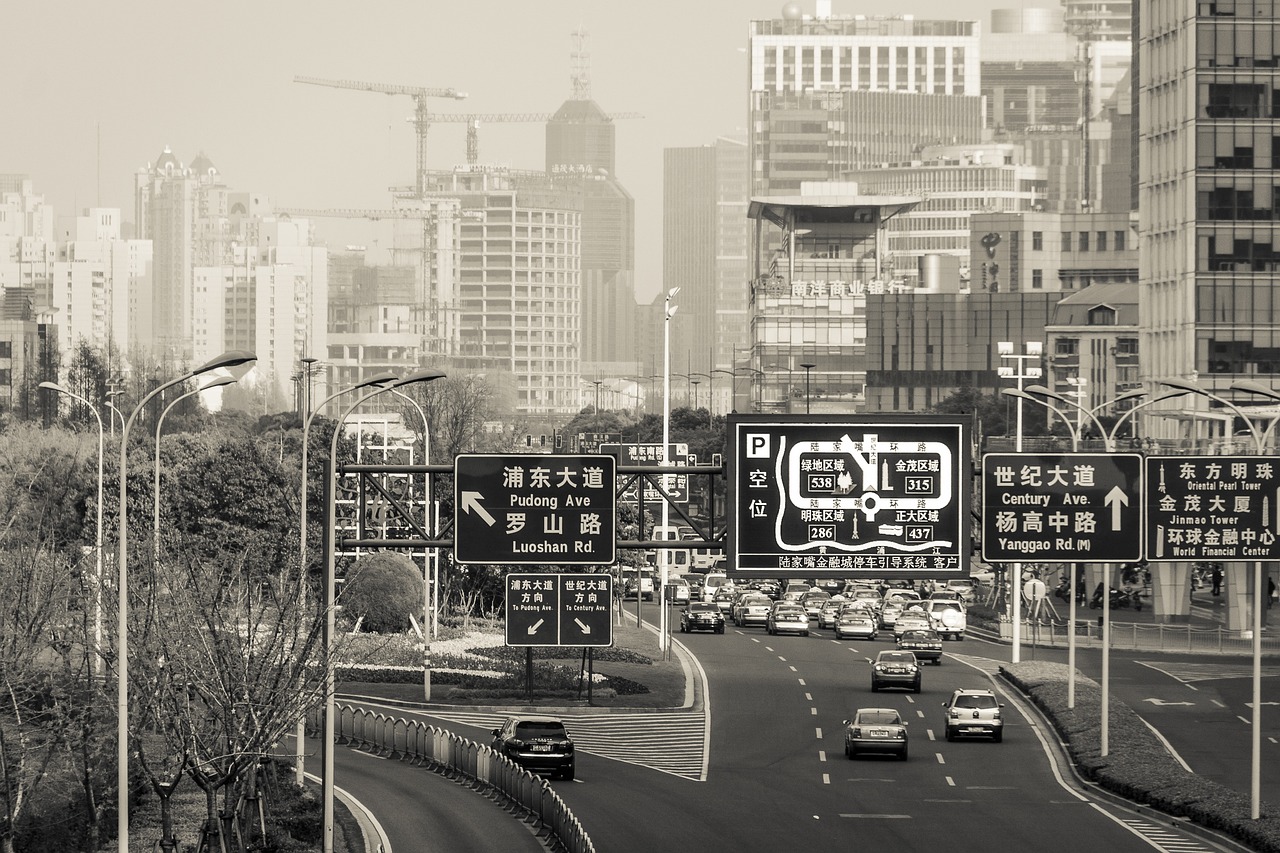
1003, 661, 1280, 851
336, 663, 649, 695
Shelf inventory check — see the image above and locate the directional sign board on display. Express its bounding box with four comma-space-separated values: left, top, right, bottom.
454, 454, 616, 565
982, 453, 1143, 563
1145, 456, 1280, 561
726, 415, 969, 580
600, 442, 690, 504
504, 572, 613, 647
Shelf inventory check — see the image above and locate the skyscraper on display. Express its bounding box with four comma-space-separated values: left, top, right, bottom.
748, 9, 985, 196
1138, 0, 1280, 418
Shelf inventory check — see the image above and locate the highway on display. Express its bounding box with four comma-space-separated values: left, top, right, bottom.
343, 611, 1236, 853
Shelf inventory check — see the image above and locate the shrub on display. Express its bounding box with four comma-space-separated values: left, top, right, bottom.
340, 552, 422, 633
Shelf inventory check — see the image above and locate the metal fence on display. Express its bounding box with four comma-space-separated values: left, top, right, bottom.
1007, 618, 1280, 654
308, 703, 595, 853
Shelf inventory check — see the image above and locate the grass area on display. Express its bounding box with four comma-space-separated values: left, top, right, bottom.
339, 611, 689, 709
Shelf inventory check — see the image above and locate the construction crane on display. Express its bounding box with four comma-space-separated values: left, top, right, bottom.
430, 111, 644, 166
294, 75, 467, 198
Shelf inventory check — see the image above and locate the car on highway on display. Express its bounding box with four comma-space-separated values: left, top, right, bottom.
701, 571, 731, 602
619, 567, 654, 602
943, 578, 977, 603
664, 576, 691, 604
679, 601, 726, 634
833, 611, 878, 640
896, 628, 943, 665
800, 590, 831, 619
942, 688, 1005, 742
892, 608, 932, 640
843, 707, 909, 760
870, 649, 922, 693
922, 598, 966, 640
816, 599, 844, 629
878, 600, 905, 630
491, 715, 576, 780
712, 588, 737, 617
843, 586, 883, 612
766, 603, 810, 636
733, 593, 773, 628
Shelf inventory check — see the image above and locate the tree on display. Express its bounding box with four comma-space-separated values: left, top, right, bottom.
341, 552, 422, 633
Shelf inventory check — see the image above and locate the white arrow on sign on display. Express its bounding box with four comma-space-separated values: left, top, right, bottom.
1104, 486, 1129, 531
460, 490, 497, 527
574, 618, 591, 634
1143, 698, 1194, 706
527, 618, 544, 636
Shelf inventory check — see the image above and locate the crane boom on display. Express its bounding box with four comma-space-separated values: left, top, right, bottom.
295, 74, 467, 197
428, 111, 645, 165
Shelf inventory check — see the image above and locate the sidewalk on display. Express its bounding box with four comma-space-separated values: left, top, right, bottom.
976, 588, 1280, 655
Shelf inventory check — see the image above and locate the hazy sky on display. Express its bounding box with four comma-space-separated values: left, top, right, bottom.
6, 0, 997, 302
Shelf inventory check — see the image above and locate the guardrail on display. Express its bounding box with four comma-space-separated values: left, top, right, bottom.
308, 703, 595, 853
1000, 618, 1280, 654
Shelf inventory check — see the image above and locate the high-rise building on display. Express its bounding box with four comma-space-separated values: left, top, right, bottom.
1139, 0, 1280, 423
748, 10, 985, 196
423, 167, 582, 421
662, 138, 750, 409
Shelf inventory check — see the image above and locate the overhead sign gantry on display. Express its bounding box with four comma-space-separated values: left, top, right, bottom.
726, 415, 969, 580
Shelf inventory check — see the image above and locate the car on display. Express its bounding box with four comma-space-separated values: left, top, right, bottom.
942, 688, 1005, 742
943, 578, 977, 603
892, 609, 932, 640
882, 588, 923, 610
878, 600, 905, 629
843, 707, 909, 760
712, 588, 737, 617
734, 594, 773, 627
665, 577, 691, 603
843, 586, 883, 612
680, 602, 726, 633
897, 628, 943, 665
816, 599, 844, 629
833, 612, 878, 640
701, 572, 731, 602
871, 650, 921, 693
619, 568, 654, 601
491, 715, 576, 780
922, 599, 966, 640
801, 590, 832, 619
766, 603, 810, 636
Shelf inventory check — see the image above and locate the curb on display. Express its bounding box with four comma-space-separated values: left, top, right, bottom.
304, 771, 390, 853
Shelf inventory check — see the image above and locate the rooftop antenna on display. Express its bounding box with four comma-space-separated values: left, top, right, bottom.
570, 27, 591, 100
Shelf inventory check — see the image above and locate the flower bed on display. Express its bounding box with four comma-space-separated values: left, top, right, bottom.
1003, 661, 1280, 851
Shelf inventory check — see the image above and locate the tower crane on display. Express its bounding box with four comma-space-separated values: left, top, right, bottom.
429, 111, 643, 166
294, 75, 467, 198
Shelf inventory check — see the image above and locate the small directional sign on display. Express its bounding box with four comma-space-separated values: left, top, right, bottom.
982, 453, 1143, 563
454, 454, 616, 565
504, 572, 614, 647
1145, 456, 1280, 561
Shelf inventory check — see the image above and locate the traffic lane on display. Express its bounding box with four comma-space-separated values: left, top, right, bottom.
1001, 643, 1280, 805
327, 738, 546, 853
677, 624, 1165, 851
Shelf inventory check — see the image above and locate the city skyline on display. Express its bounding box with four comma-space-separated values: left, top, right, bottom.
7, 0, 1002, 303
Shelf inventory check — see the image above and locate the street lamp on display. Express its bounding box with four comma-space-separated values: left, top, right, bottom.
106, 389, 126, 436
799, 362, 816, 414
300, 356, 320, 419
1005, 384, 1190, 747
115, 350, 257, 853
39, 381, 106, 674
153, 377, 238, 563
996, 341, 1042, 664
660, 287, 680, 656
322, 368, 446, 853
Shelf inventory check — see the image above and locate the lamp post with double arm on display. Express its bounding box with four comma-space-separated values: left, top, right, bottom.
114, 350, 257, 853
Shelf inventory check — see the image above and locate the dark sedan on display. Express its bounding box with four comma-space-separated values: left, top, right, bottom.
680, 602, 726, 634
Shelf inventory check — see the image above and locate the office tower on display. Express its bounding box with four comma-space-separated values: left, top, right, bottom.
662, 138, 749, 408
545, 32, 638, 371
1139, 0, 1280, 417
747, 10, 984, 196
423, 168, 581, 420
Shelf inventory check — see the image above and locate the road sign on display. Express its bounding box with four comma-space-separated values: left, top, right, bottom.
726, 415, 969, 579
504, 572, 614, 647
1145, 456, 1280, 561
454, 454, 616, 565
600, 442, 690, 503
981, 453, 1143, 563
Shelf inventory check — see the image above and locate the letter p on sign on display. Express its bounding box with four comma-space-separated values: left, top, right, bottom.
747, 433, 771, 459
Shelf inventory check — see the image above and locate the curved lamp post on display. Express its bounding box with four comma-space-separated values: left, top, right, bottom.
152, 377, 237, 563
322, 368, 446, 853
1157, 377, 1276, 818
115, 350, 256, 853
39, 381, 106, 674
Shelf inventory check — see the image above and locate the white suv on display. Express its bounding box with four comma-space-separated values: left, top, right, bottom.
942, 689, 1004, 742
922, 599, 966, 640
